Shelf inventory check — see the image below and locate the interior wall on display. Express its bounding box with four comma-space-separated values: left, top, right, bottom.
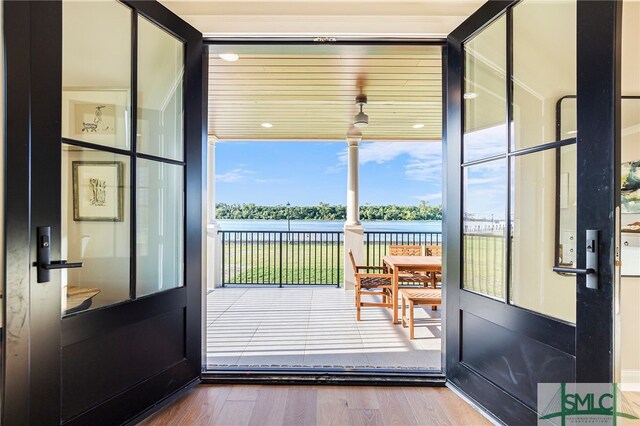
620, 0, 640, 390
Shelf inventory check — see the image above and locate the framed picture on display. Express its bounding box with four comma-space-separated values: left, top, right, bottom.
622, 160, 640, 213
73, 161, 124, 222
62, 88, 130, 148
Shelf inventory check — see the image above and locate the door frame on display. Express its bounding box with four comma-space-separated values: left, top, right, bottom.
444, 0, 621, 423
202, 38, 454, 381
3, 1, 206, 423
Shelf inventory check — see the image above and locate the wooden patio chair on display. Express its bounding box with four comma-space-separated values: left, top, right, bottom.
388, 244, 424, 256
425, 245, 443, 287
387, 244, 431, 288
348, 249, 393, 321
425, 245, 442, 257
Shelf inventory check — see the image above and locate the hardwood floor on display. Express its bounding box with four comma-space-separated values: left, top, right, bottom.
139, 384, 492, 426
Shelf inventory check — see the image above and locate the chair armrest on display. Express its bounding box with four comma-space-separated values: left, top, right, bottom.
355, 273, 394, 279
356, 265, 385, 271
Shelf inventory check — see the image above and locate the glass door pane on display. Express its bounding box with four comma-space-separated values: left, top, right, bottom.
61, 146, 131, 314
464, 15, 507, 162
62, 0, 131, 149
136, 159, 184, 296
463, 160, 507, 299
137, 17, 184, 161
61, 0, 133, 315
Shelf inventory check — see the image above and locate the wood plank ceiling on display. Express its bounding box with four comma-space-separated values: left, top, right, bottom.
208, 44, 442, 141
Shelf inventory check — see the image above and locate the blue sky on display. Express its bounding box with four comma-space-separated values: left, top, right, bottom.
215, 141, 443, 206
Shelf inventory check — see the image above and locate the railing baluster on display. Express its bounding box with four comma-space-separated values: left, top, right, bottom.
217, 230, 442, 287
220, 231, 225, 286
279, 232, 283, 287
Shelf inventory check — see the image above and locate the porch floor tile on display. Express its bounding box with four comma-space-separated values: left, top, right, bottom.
206, 287, 442, 371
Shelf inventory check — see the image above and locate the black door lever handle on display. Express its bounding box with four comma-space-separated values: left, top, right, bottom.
36, 226, 84, 283
42, 260, 84, 270
552, 266, 595, 275
552, 230, 599, 289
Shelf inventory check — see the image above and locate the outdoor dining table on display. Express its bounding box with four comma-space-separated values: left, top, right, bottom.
381, 255, 442, 324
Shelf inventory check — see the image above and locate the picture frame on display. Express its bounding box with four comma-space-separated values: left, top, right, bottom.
73, 161, 124, 222
621, 159, 640, 213
62, 88, 130, 148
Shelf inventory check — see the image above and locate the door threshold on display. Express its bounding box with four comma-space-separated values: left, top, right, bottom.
202, 367, 445, 386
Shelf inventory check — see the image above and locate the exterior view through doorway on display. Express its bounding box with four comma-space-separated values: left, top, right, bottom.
203, 42, 448, 375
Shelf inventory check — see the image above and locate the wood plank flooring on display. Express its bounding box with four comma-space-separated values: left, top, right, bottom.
139, 384, 492, 426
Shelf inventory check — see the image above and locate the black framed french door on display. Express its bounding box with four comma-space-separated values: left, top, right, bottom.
444, 1, 620, 424
3, 1, 205, 424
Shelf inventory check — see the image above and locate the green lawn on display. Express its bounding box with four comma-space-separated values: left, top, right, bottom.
463, 234, 505, 299
222, 236, 505, 295
223, 241, 344, 285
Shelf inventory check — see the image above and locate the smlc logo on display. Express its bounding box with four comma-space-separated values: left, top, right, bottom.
538, 383, 639, 425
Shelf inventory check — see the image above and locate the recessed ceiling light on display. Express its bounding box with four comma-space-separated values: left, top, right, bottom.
219, 53, 239, 62
413, 123, 425, 129
261, 123, 273, 128
463, 92, 477, 100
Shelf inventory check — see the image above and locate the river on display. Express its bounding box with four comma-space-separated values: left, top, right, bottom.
217, 219, 443, 232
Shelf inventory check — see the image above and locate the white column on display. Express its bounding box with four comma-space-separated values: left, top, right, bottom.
207, 136, 223, 289
346, 135, 361, 226
343, 131, 364, 291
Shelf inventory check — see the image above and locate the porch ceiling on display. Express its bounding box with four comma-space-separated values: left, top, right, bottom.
207, 44, 442, 141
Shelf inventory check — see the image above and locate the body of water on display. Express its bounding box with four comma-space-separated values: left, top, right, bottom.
217, 219, 442, 233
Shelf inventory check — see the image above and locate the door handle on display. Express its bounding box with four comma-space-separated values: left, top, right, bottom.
552, 266, 595, 275
43, 260, 84, 270
552, 229, 598, 289
34, 226, 83, 283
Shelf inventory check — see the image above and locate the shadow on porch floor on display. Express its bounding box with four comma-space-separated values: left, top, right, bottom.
206, 287, 442, 371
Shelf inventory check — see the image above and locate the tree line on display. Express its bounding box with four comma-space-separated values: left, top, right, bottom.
216, 201, 442, 221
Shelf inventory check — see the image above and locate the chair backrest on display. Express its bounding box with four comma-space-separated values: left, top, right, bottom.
347, 249, 358, 272
388, 244, 423, 256
425, 245, 443, 256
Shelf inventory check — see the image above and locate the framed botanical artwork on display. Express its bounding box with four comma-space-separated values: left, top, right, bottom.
62, 88, 130, 148
73, 161, 124, 222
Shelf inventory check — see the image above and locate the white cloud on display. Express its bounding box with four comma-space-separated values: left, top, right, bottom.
324, 164, 345, 174
326, 141, 443, 182
255, 178, 288, 184
216, 168, 288, 185
215, 168, 254, 183
405, 157, 442, 182
464, 124, 508, 160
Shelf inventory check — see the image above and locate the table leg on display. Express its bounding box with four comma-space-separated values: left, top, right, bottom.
393, 267, 399, 324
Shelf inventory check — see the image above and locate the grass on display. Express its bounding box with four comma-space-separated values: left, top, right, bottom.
463, 234, 505, 299
223, 242, 344, 285
222, 236, 505, 296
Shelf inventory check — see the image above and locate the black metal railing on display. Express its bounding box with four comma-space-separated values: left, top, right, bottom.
364, 231, 442, 267
219, 230, 444, 287
220, 231, 343, 286
462, 232, 505, 299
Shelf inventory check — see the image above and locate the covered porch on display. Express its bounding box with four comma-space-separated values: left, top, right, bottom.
206, 287, 441, 371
